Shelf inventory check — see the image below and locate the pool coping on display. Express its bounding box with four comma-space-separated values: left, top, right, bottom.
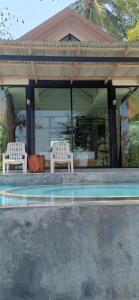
1, 182, 139, 209
1, 182, 139, 199
1, 169, 139, 208
2, 199, 139, 209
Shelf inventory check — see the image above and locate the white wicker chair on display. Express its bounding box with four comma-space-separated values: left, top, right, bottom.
50, 142, 74, 173
3, 142, 27, 174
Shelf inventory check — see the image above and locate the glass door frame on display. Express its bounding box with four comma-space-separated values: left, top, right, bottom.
115, 85, 139, 168
26, 80, 119, 168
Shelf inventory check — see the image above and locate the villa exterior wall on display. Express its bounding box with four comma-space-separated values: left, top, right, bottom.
0, 8, 138, 169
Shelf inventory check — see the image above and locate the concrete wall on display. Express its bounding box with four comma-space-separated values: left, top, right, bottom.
0, 204, 139, 300
1, 169, 139, 187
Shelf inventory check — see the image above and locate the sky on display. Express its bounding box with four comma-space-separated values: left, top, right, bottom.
1, 0, 75, 38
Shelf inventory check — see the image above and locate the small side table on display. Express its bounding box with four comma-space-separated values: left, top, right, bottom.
28, 155, 45, 173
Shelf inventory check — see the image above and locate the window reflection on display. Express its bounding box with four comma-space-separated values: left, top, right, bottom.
0, 86, 26, 168
73, 88, 110, 167
0, 87, 26, 147
35, 88, 71, 156
35, 87, 110, 168
117, 87, 139, 167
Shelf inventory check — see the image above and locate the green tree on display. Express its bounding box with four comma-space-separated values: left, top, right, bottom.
116, 0, 139, 38
71, 0, 139, 40
0, 7, 24, 39
116, 0, 138, 19
128, 21, 139, 41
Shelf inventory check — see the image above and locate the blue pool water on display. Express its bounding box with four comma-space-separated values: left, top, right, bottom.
1, 183, 139, 207
3, 183, 139, 197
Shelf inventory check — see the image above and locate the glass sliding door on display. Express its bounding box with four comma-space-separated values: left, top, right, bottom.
116, 87, 139, 167
0, 86, 27, 168
0, 86, 26, 151
34, 88, 71, 165
34, 86, 110, 168
72, 88, 110, 167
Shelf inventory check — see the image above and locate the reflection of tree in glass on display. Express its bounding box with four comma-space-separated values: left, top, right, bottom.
129, 122, 139, 167
121, 130, 130, 167
15, 113, 26, 127
0, 124, 8, 169
57, 118, 73, 147
15, 112, 26, 142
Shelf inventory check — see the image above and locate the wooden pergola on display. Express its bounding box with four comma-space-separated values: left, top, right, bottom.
0, 40, 138, 85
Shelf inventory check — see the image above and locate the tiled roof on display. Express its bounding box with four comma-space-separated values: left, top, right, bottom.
20, 8, 115, 42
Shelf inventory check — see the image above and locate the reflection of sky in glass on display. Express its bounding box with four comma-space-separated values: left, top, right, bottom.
120, 99, 129, 135
0, 90, 7, 117
15, 110, 26, 143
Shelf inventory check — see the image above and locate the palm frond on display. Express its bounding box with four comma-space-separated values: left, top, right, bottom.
70, 0, 131, 39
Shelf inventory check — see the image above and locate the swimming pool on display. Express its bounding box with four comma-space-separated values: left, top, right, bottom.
1, 183, 139, 207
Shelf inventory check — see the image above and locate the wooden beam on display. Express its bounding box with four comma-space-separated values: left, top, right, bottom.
0, 54, 138, 63
0, 75, 138, 81
0, 43, 139, 52
105, 47, 131, 83
71, 47, 81, 82
0, 62, 138, 69
29, 47, 37, 83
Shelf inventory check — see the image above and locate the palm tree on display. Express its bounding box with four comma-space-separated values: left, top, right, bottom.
70, 0, 131, 40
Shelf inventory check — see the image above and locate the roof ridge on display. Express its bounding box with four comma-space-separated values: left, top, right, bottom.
20, 7, 72, 39
20, 7, 115, 42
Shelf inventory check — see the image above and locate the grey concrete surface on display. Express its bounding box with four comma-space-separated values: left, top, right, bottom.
0, 168, 139, 187
0, 205, 139, 299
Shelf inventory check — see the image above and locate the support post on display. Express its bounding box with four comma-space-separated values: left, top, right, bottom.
70, 84, 74, 151
26, 84, 35, 154
108, 82, 119, 167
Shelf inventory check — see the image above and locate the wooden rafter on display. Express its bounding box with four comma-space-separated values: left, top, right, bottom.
0, 61, 139, 68
71, 47, 81, 82
105, 47, 131, 83
0, 75, 138, 81
0, 41, 138, 82
28, 47, 37, 82
0, 62, 114, 67
0, 43, 139, 53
